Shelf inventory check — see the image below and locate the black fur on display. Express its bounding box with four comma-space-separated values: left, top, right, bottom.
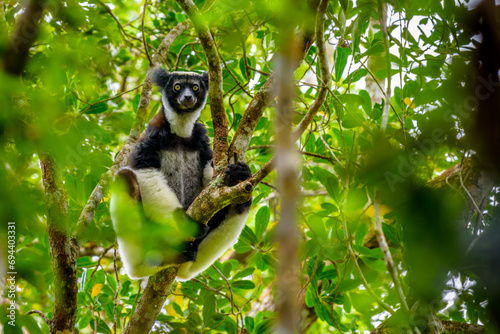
130, 112, 213, 172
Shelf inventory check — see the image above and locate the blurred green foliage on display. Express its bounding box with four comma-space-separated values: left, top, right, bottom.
1, 0, 499, 333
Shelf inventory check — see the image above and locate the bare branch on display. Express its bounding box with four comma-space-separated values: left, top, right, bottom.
77, 84, 143, 114
141, 0, 152, 66
26, 309, 51, 325
374, 198, 409, 312
378, 2, 391, 133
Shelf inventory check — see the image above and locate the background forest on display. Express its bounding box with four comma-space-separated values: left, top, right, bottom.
1, 0, 500, 333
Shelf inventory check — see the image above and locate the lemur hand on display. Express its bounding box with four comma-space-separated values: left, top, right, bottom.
223, 162, 252, 187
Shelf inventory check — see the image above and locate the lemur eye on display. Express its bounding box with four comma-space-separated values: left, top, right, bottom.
174, 84, 181, 91
192, 85, 199, 92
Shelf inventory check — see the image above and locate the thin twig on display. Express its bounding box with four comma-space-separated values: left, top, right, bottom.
212, 264, 235, 314
175, 41, 200, 70
318, 113, 344, 167
113, 239, 121, 334
79, 85, 143, 114
378, 1, 392, 133
26, 310, 51, 325
374, 198, 409, 312
141, 0, 152, 66
90, 244, 115, 279
261, 181, 279, 193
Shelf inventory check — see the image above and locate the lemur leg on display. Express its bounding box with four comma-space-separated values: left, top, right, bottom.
111, 167, 203, 278
177, 162, 252, 280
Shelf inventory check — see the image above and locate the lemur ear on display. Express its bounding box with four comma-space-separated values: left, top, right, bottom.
201, 71, 209, 89
152, 67, 170, 89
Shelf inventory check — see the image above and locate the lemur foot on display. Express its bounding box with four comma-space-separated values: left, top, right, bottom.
224, 162, 253, 214
115, 168, 142, 201
224, 161, 252, 186
182, 241, 198, 262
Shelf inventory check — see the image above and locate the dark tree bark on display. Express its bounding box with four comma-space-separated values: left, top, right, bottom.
2, 0, 44, 75
40, 155, 78, 334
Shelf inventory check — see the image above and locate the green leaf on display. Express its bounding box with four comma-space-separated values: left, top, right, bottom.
305, 214, 328, 246
202, 291, 216, 324
359, 89, 372, 114
346, 68, 368, 83
132, 94, 141, 112
253, 318, 276, 334
344, 293, 352, 313
382, 223, 398, 245
245, 316, 255, 333
240, 225, 258, 244
339, 279, 362, 292
355, 221, 368, 246
94, 319, 112, 334
77, 256, 97, 268
233, 267, 255, 280
232, 280, 255, 290
255, 206, 270, 238
239, 57, 248, 80
346, 186, 368, 211
312, 167, 340, 202
361, 256, 387, 273
334, 47, 352, 81
175, 13, 187, 23
224, 318, 237, 334
84, 102, 108, 114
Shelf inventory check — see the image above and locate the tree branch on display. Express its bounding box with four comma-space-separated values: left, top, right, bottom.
2, 0, 44, 75
26, 309, 51, 326
40, 154, 78, 334
123, 267, 177, 334
175, 0, 228, 171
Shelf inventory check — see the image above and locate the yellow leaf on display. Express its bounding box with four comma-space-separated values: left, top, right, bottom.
173, 283, 183, 308
165, 284, 184, 316
165, 303, 176, 316
91, 283, 103, 298
365, 205, 392, 218
403, 97, 416, 109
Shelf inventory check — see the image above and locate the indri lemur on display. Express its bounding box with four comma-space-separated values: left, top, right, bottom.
110, 69, 252, 280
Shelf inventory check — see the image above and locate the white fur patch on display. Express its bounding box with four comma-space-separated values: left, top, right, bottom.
162, 95, 205, 138
176, 212, 249, 281
110, 167, 183, 279
202, 162, 213, 186
134, 168, 182, 222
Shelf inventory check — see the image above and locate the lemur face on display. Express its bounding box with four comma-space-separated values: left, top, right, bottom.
152, 68, 209, 114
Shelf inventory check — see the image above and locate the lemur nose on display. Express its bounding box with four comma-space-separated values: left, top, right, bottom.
184, 95, 193, 101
